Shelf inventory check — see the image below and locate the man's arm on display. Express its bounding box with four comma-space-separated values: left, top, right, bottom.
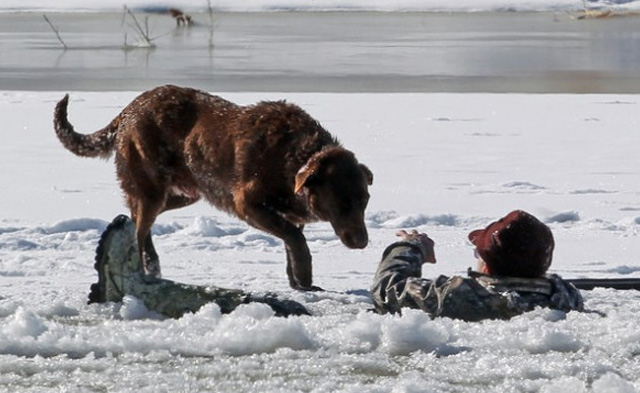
371, 231, 437, 314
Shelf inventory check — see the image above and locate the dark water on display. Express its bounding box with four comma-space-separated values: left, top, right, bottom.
2, 11, 640, 92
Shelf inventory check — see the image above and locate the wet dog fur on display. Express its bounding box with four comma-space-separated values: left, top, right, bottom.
54, 85, 373, 290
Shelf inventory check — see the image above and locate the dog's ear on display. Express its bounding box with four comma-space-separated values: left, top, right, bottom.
294, 162, 319, 194
360, 164, 373, 186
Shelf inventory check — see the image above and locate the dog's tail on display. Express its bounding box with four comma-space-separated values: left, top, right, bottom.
54, 94, 118, 159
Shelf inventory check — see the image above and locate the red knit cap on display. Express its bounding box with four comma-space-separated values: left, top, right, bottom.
468, 210, 554, 278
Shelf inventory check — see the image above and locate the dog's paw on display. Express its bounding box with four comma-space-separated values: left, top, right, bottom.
143, 258, 162, 278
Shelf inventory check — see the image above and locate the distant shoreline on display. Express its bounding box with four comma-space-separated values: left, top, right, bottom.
2, 11, 640, 93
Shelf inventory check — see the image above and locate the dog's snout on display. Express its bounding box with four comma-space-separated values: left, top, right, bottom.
341, 230, 369, 249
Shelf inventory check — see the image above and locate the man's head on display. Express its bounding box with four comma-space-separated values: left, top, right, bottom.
468, 210, 554, 278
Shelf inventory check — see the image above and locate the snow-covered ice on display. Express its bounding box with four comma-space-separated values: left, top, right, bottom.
1, 91, 639, 392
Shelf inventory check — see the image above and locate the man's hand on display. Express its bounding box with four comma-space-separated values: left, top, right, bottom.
396, 229, 436, 264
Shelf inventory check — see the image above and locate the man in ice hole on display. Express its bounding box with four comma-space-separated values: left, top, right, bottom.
371, 210, 584, 321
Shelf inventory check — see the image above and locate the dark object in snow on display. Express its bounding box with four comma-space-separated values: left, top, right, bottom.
54, 85, 373, 290
89, 215, 309, 318
566, 278, 640, 291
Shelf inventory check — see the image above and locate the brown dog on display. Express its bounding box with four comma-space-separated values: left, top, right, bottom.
54, 85, 373, 290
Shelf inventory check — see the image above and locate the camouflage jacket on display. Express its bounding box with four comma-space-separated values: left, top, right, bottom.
371, 240, 584, 321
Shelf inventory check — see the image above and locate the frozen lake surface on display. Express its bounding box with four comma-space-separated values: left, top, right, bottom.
2, 11, 640, 93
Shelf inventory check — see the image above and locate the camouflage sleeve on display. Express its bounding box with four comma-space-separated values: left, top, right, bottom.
370, 240, 440, 315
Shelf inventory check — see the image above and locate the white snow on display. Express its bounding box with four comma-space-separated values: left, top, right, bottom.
1, 90, 640, 392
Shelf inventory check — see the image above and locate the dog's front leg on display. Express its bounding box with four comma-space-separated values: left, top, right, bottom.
238, 200, 317, 290
283, 231, 313, 290
285, 243, 323, 291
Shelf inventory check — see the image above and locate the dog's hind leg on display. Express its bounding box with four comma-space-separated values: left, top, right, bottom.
127, 189, 200, 278
130, 196, 165, 278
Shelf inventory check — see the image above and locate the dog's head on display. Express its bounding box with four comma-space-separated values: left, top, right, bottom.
295, 148, 373, 249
